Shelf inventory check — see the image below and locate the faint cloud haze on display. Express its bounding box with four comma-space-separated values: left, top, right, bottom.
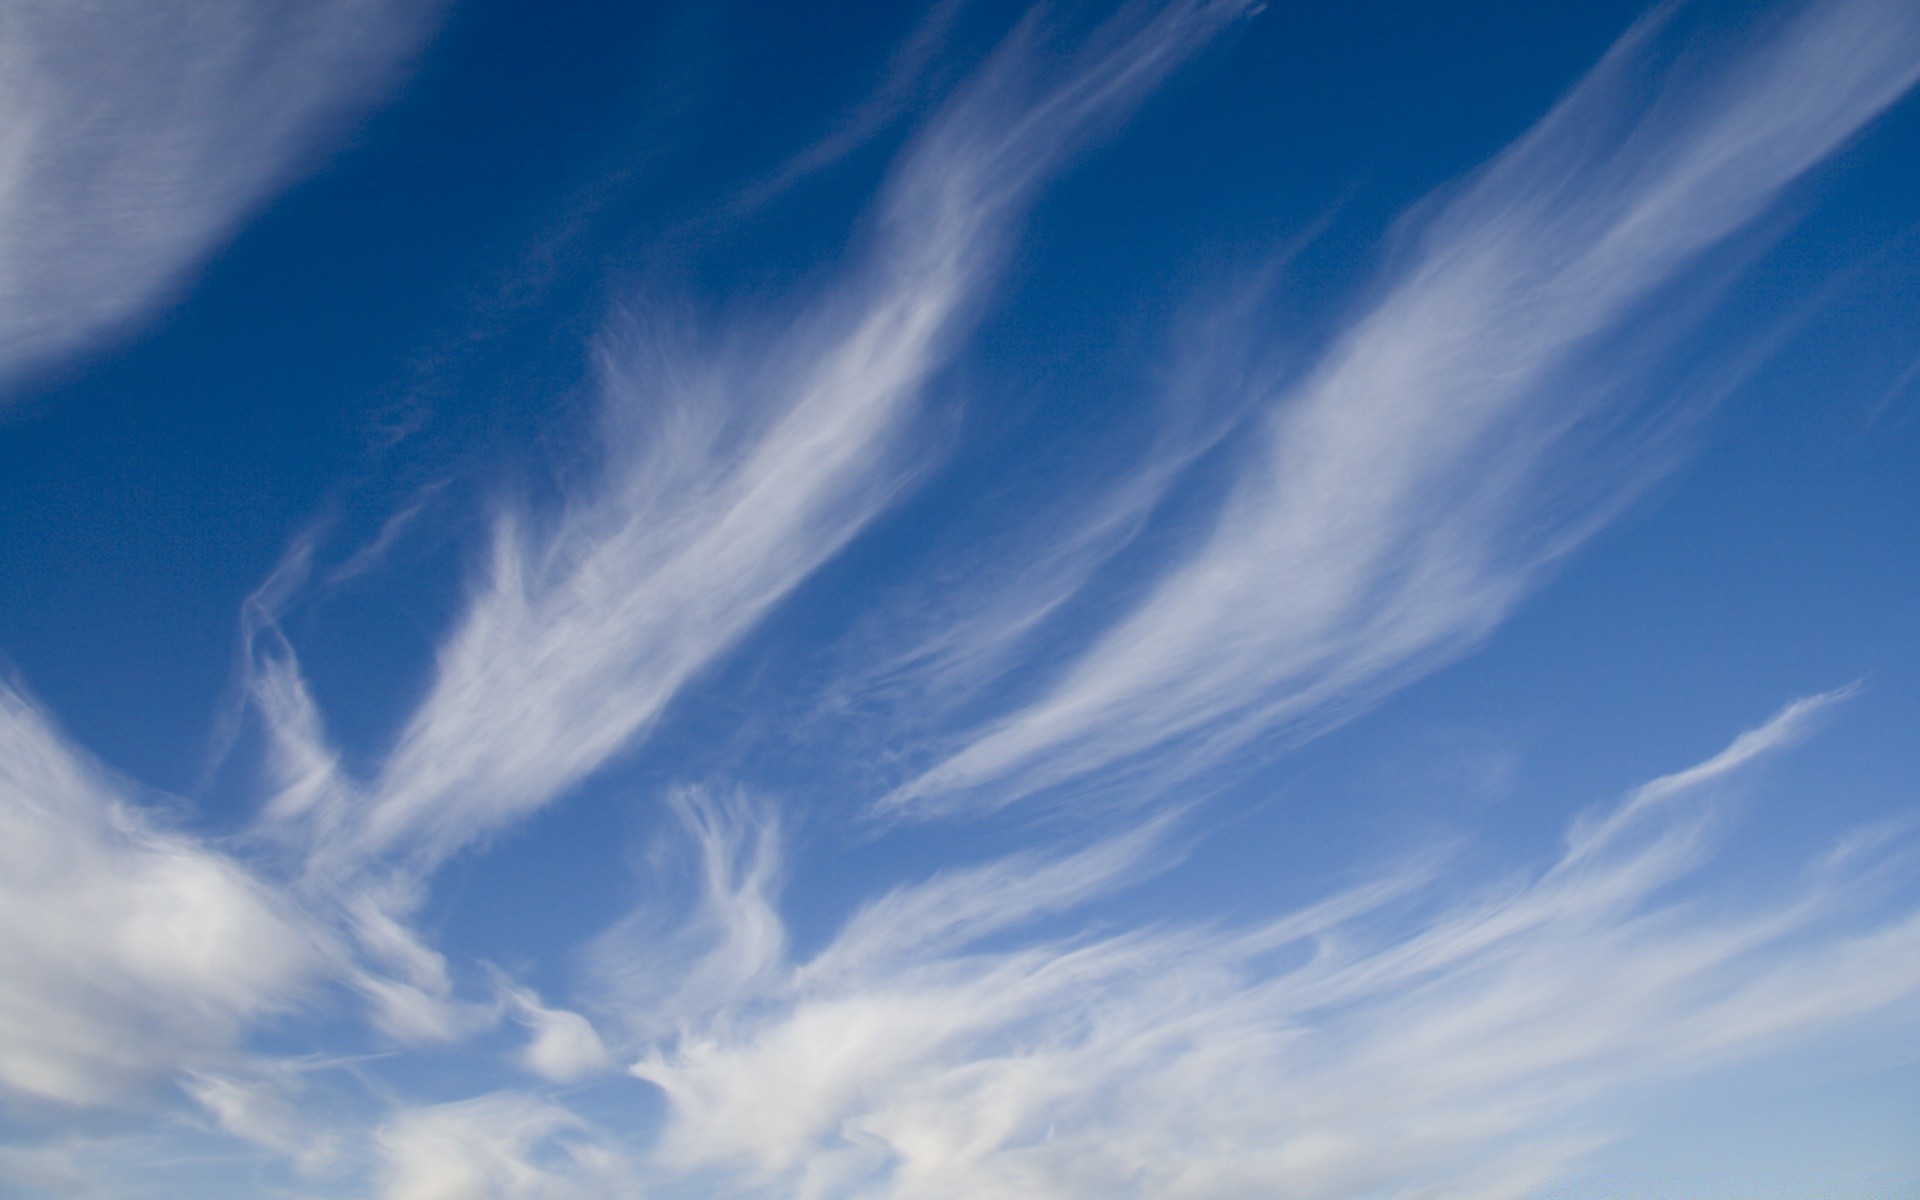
0, 0, 442, 390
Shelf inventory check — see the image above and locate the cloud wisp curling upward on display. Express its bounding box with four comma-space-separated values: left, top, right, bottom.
1, 1, 1916, 1196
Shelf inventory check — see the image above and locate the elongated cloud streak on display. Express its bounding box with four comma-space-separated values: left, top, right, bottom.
0, 0, 441, 389
2, 2, 1912, 1195
264, 0, 1257, 882
613, 692, 1920, 1198
887, 0, 1920, 815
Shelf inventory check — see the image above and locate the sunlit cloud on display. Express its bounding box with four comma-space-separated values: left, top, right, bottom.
502, 984, 613, 1084
0, 683, 324, 1106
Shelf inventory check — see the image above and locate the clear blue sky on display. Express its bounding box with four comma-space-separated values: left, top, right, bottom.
2, 0, 1918, 1195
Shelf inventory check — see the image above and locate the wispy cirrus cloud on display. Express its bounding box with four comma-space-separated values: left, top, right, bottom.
717, 0, 974, 219
0, 0, 442, 392
3, 2, 1913, 1195
250, 0, 1259, 889
884, 0, 1920, 816
603, 690, 1920, 1198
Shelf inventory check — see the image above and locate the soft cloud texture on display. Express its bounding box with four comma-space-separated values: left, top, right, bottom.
0, 0, 441, 389
886, 0, 1920, 816
375, 1093, 633, 1200
252, 0, 1259, 886
1, 1, 1915, 1195
505, 986, 614, 1084
0, 683, 324, 1106
612, 691, 1920, 1199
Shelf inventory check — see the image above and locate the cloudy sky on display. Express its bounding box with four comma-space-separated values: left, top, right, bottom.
2, 0, 1918, 1195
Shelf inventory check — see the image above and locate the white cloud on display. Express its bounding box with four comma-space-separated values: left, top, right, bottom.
181, 1064, 342, 1173
253, 0, 1260, 888
505, 987, 613, 1083
884, 0, 1920, 816
0, 682, 326, 1107
3, 3, 1913, 1196
0, 0, 442, 392
374, 1093, 633, 1200
611, 693, 1920, 1198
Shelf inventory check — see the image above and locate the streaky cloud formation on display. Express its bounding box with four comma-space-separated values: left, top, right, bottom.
0, 0, 442, 390
885, 0, 1920, 816
1, 0, 1916, 1195
253, 0, 1258, 886
609, 691, 1920, 1198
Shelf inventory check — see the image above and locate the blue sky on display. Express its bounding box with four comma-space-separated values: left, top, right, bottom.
2, 0, 1919, 1195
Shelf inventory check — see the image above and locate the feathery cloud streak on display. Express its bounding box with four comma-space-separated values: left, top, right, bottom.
264, 0, 1258, 882
2, 1, 1914, 1194
0, 0, 441, 390
612, 691, 1920, 1198
887, 0, 1920, 815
